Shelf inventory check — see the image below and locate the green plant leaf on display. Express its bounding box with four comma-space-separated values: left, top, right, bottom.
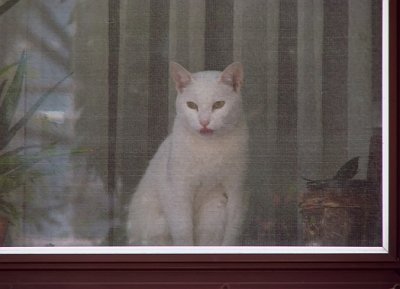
0, 154, 46, 199
0, 144, 42, 159
0, 51, 27, 148
0, 158, 44, 194
0, 144, 86, 184
0, 199, 18, 222
0, 153, 22, 176
0, 61, 18, 78
0, 79, 7, 100
0, 148, 52, 178
0, 0, 21, 17
0, 145, 43, 175
0, 169, 25, 191
70, 146, 93, 155
2, 72, 73, 149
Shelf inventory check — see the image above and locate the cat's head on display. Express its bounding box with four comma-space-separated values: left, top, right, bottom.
171, 62, 244, 136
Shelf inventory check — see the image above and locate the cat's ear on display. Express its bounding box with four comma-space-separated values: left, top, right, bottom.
170, 62, 192, 93
219, 62, 243, 92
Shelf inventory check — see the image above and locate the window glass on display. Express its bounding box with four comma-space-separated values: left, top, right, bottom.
0, 0, 384, 248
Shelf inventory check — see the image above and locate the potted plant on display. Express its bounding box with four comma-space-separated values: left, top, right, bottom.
0, 51, 71, 245
300, 157, 381, 246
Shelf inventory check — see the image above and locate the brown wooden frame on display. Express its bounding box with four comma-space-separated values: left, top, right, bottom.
0, 0, 398, 287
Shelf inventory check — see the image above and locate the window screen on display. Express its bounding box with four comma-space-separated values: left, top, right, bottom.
0, 0, 383, 247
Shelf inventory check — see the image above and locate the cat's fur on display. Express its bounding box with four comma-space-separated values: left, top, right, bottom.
127, 62, 248, 246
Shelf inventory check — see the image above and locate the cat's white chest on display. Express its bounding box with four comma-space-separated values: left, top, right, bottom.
171, 129, 247, 188
193, 147, 227, 187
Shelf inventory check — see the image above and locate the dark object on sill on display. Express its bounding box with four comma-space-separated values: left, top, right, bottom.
302, 157, 359, 190
299, 180, 380, 246
299, 132, 382, 247
333, 156, 359, 181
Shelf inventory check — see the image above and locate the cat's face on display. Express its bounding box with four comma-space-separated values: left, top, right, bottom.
171, 62, 244, 136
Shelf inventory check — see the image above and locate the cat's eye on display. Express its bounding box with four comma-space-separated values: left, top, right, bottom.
212, 101, 225, 110
186, 101, 198, 110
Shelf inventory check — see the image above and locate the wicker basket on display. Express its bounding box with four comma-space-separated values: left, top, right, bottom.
299, 180, 381, 246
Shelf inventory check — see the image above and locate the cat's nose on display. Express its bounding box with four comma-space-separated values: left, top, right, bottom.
200, 119, 210, 127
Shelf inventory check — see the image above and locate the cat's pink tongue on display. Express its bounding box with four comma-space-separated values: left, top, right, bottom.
200, 127, 214, 135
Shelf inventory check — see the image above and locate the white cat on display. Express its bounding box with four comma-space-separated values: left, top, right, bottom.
127, 62, 248, 246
